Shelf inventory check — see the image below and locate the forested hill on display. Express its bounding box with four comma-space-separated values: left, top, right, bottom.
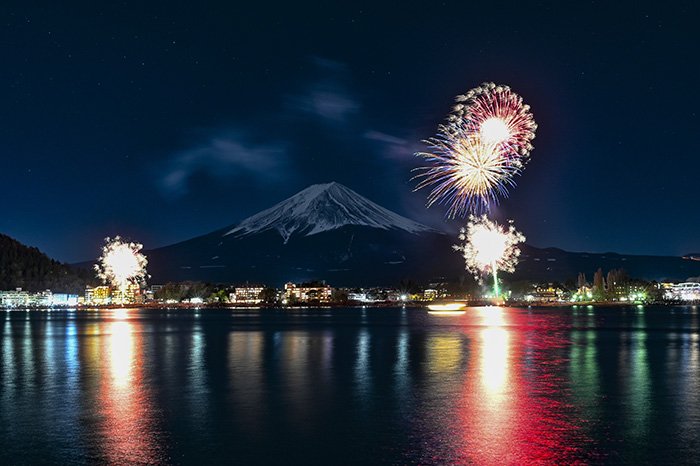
0, 234, 95, 293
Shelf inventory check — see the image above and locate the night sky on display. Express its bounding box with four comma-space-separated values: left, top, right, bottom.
1, 1, 697, 262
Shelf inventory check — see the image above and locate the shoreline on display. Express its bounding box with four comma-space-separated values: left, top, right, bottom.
1, 300, 690, 311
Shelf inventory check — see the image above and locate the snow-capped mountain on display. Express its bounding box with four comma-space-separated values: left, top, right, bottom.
225, 182, 436, 243
139, 182, 700, 286
142, 182, 452, 286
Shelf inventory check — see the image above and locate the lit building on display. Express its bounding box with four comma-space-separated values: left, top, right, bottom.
113, 283, 142, 304
666, 282, 700, 301
230, 285, 265, 304
284, 281, 332, 303
86, 283, 142, 305
50, 293, 79, 306
526, 284, 566, 303
348, 291, 371, 302
1, 288, 31, 307
423, 289, 438, 301
85, 286, 111, 305
426, 279, 449, 299
346, 288, 405, 303
0, 289, 77, 308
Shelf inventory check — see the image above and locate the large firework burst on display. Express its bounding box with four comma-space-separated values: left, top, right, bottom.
414, 120, 521, 217
454, 215, 525, 297
415, 82, 536, 217
95, 236, 148, 302
450, 82, 537, 161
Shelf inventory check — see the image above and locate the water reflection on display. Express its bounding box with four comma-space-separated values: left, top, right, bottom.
480, 326, 509, 393
98, 314, 164, 464
570, 330, 601, 423
108, 321, 133, 387
227, 331, 264, 434
2, 307, 700, 464
626, 329, 650, 442
433, 307, 590, 464
2, 319, 14, 392
463, 307, 514, 463
679, 332, 700, 446
187, 325, 206, 433
394, 329, 410, 404
355, 328, 371, 400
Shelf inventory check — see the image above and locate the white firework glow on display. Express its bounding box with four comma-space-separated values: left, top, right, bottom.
479, 117, 512, 145
454, 215, 525, 297
414, 122, 521, 218
95, 236, 148, 300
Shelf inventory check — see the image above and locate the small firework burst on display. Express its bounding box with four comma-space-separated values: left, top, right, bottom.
454, 215, 525, 297
95, 236, 148, 301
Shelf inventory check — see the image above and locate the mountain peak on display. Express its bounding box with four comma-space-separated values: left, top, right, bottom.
225, 182, 437, 243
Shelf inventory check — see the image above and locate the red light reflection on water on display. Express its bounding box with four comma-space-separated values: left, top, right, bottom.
447, 307, 593, 464
96, 317, 164, 464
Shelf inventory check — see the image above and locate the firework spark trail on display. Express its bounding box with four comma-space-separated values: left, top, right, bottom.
454, 215, 525, 297
95, 236, 148, 303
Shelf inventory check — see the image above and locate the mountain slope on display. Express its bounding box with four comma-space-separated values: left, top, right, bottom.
512, 245, 700, 283
0, 234, 95, 293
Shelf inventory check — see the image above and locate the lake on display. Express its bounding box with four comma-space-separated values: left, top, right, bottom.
1, 306, 699, 464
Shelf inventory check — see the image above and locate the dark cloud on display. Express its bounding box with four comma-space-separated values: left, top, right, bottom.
294, 90, 360, 122
287, 58, 361, 123
363, 130, 407, 146
364, 130, 424, 162
160, 132, 290, 198
160, 57, 370, 201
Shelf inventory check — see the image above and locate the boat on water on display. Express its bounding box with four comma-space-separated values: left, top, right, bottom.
426, 302, 467, 315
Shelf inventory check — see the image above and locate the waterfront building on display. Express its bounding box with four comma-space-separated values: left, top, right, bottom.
230, 285, 265, 304
85, 284, 142, 305
348, 291, 371, 302
423, 289, 438, 301
345, 288, 405, 303
426, 279, 449, 299
1, 288, 32, 307
115, 283, 142, 304
144, 284, 163, 302
85, 286, 111, 305
50, 293, 79, 306
526, 284, 567, 303
665, 282, 700, 301
0, 289, 78, 308
284, 281, 332, 303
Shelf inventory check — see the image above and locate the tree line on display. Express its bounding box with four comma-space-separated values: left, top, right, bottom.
0, 234, 96, 293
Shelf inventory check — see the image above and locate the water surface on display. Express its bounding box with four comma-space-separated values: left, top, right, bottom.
1, 306, 699, 464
